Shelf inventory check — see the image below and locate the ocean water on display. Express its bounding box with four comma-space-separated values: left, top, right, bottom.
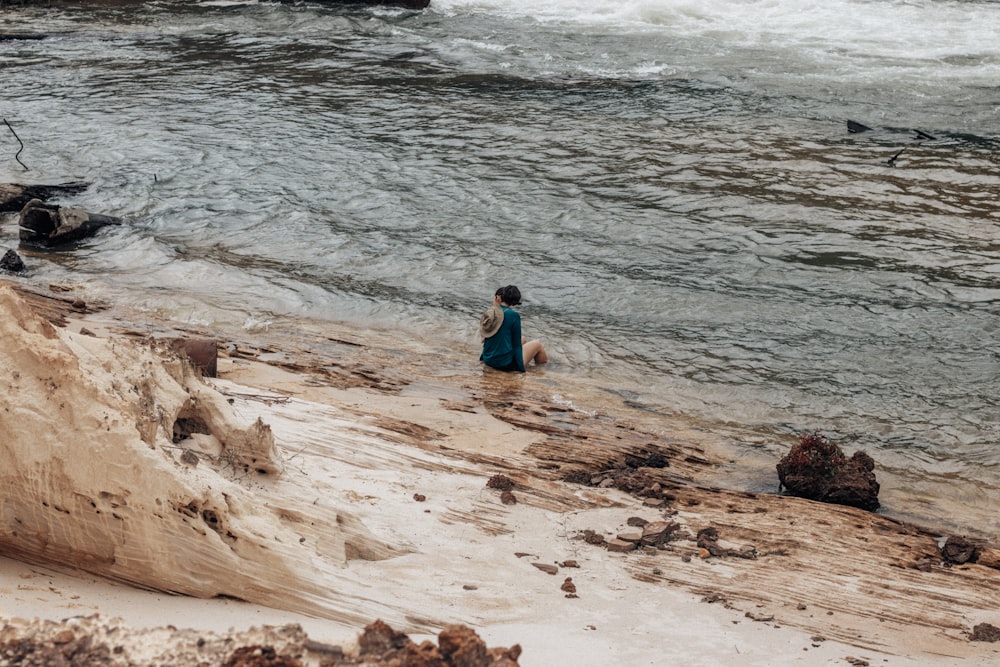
1, 0, 998, 536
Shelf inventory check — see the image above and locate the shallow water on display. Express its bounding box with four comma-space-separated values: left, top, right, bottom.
2, 0, 999, 536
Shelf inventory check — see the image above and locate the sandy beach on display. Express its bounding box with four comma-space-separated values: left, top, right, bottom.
3, 279, 1000, 666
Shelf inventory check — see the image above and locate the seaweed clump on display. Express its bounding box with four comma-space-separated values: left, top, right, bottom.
776, 431, 880, 511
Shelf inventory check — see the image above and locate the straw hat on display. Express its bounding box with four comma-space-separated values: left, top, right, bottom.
479, 302, 505, 339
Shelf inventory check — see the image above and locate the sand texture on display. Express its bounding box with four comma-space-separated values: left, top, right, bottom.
2, 279, 1000, 666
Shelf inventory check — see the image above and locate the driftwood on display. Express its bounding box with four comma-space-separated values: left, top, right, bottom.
18, 198, 122, 247
0, 181, 89, 212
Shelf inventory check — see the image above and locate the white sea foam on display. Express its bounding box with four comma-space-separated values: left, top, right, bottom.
431, 0, 1000, 83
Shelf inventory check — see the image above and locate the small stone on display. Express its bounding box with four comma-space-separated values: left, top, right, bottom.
532, 562, 559, 575
642, 497, 665, 507
626, 516, 649, 527
559, 560, 580, 568
52, 629, 75, 644
617, 529, 643, 543
462, 584, 478, 591
500, 489, 517, 505
698, 548, 711, 559
413, 493, 426, 502
641, 521, 673, 546
607, 538, 637, 553
561, 577, 576, 594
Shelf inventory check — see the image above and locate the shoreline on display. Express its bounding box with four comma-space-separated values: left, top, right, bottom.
2, 279, 1000, 665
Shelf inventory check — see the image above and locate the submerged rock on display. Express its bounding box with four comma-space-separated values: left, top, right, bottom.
18, 198, 122, 246
0, 181, 89, 212
776, 431, 880, 511
0, 248, 25, 273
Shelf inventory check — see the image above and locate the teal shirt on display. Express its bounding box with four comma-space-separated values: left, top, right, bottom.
480, 306, 525, 372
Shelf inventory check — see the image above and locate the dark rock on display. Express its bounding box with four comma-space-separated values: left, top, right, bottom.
941, 535, 980, 565
776, 431, 880, 511
0, 33, 49, 42
1, 248, 25, 273
971, 622, 1000, 642
0, 182, 88, 212
487, 473, 515, 491
278, 0, 430, 9
18, 198, 122, 247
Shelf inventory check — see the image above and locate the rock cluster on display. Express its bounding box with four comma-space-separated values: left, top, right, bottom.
349, 619, 521, 666
0, 616, 521, 666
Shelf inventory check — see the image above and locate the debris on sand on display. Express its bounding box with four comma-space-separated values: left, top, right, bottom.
0, 616, 522, 667
487, 473, 518, 504
486, 474, 515, 491
353, 619, 522, 666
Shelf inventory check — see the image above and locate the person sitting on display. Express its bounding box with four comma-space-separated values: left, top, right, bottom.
479, 285, 548, 372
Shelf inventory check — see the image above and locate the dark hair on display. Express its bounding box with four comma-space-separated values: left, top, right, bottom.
496, 285, 522, 306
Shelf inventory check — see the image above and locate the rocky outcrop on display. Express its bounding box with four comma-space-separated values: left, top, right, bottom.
0, 182, 88, 212
776, 431, 880, 511
18, 198, 122, 246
